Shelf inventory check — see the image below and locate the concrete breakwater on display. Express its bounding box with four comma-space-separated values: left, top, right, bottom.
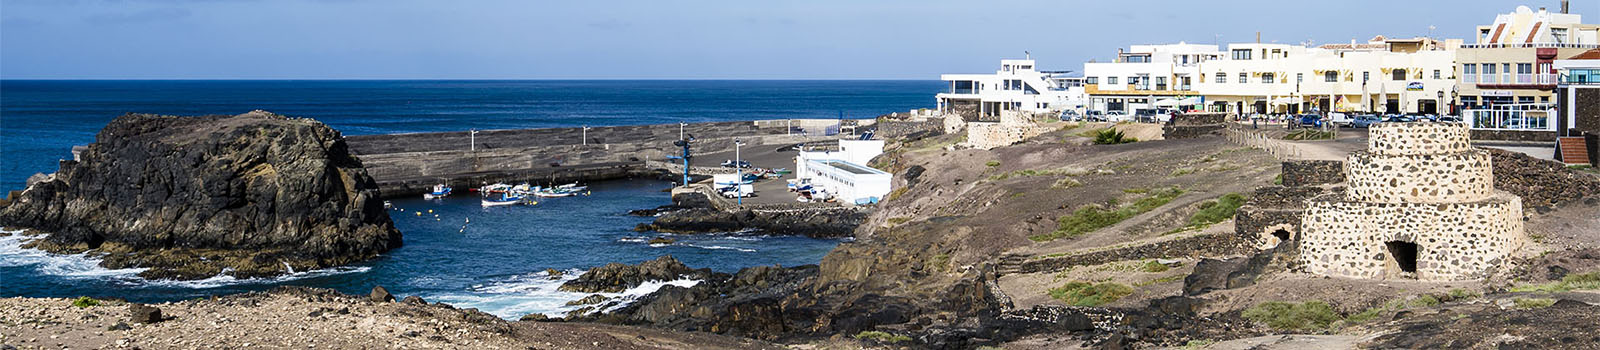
345, 120, 851, 198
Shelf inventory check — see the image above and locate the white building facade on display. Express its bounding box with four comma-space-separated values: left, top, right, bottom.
937, 58, 1087, 120
1082, 43, 1222, 114
794, 139, 891, 205
1195, 38, 1459, 115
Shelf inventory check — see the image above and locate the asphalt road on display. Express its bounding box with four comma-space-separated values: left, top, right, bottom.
691, 142, 806, 205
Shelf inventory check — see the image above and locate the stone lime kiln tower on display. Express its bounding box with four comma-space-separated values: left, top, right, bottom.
1299, 122, 1525, 281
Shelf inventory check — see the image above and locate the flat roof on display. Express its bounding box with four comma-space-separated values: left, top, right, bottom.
809, 159, 889, 175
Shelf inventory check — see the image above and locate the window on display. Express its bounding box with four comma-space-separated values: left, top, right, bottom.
1216, 72, 1227, 83
1363, 71, 1370, 82
1463, 64, 1477, 83
1517, 96, 1535, 104
1540, 96, 1549, 103
1296, 73, 1304, 83
1392, 69, 1407, 81
1155, 76, 1168, 90
1517, 63, 1532, 74
1107, 76, 1118, 85
1433, 70, 1441, 79
1086, 77, 1098, 84
1462, 96, 1477, 106
1325, 71, 1338, 82
1262, 73, 1275, 84
1238, 72, 1248, 84
1483, 63, 1497, 83
1553, 28, 1568, 44
1231, 49, 1252, 60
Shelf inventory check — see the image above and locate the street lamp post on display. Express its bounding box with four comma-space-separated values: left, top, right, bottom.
679, 122, 687, 141
582, 126, 591, 146
734, 138, 745, 205
470, 129, 479, 151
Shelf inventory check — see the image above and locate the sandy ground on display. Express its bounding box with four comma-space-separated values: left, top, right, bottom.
0, 288, 786, 350
999, 258, 1196, 310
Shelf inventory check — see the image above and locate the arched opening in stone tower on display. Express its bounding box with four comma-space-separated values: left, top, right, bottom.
1271, 229, 1290, 243
1386, 241, 1419, 274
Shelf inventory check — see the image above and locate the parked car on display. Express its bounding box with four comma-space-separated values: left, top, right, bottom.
1326, 112, 1353, 127
1059, 110, 1081, 121
720, 160, 752, 168
1084, 110, 1106, 122
1383, 114, 1416, 123
1350, 114, 1384, 128
1106, 111, 1130, 122
1297, 114, 1323, 128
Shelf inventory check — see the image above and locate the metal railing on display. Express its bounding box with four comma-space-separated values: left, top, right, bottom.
1465, 105, 1555, 131
1460, 43, 1600, 49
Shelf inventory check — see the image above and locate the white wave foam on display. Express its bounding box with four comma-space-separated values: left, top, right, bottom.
0, 231, 147, 278
140, 266, 372, 289
0, 228, 369, 288
689, 245, 756, 252
426, 268, 701, 320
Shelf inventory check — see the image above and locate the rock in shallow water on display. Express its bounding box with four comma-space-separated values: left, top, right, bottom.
0, 111, 401, 280
557, 255, 716, 293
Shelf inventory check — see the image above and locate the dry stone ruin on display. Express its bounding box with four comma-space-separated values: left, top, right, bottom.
1298, 122, 1526, 281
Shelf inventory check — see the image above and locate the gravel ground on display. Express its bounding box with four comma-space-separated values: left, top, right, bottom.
0, 287, 784, 350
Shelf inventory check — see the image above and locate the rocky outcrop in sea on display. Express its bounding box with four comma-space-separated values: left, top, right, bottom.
0, 111, 401, 280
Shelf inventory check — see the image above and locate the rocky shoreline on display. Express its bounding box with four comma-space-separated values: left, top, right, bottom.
631, 192, 867, 238
0, 111, 400, 280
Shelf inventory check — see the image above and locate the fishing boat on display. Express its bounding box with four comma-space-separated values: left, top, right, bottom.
422, 184, 452, 199
481, 192, 531, 207
477, 183, 512, 195
533, 187, 578, 198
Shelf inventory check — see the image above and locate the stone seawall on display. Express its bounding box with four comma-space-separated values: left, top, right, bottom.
346, 121, 838, 198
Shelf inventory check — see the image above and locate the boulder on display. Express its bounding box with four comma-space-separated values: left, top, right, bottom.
1183, 250, 1274, 296
370, 286, 395, 302
558, 255, 707, 293
128, 304, 162, 323
0, 111, 400, 280
565, 294, 610, 306
401, 295, 426, 305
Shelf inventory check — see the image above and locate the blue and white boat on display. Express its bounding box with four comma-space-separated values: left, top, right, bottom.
423, 184, 452, 199
481, 192, 531, 207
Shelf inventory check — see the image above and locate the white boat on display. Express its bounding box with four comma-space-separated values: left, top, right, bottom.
423, 184, 452, 199
478, 183, 512, 196
481, 193, 531, 207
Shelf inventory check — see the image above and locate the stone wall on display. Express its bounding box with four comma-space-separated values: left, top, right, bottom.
1469, 129, 1558, 142
346, 121, 835, 197
1297, 122, 1526, 281
1162, 112, 1227, 139
876, 120, 944, 139
1233, 182, 1336, 250
1280, 160, 1344, 187
964, 121, 1054, 150
1299, 192, 1525, 280
1570, 88, 1600, 135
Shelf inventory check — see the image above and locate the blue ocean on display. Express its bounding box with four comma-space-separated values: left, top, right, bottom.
0, 80, 940, 318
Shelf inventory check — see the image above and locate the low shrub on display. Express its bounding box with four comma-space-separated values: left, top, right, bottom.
1242, 301, 1341, 331
1513, 298, 1556, 309
1030, 187, 1184, 241
1048, 281, 1134, 306
1510, 271, 1600, 293
985, 160, 1001, 167
1176, 193, 1248, 232
1052, 177, 1083, 189
1092, 128, 1137, 145
1139, 260, 1170, 273
853, 330, 911, 343
71, 296, 99, 308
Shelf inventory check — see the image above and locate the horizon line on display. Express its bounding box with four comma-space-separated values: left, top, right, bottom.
0, 77, 941, 82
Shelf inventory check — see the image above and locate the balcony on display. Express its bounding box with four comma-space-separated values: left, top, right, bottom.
1460, 43, 1600, 49
1473, 73, 1557, 87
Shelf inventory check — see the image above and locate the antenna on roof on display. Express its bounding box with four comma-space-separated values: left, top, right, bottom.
1025, 51, 1031, 60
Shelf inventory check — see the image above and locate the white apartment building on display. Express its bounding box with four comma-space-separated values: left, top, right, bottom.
1195, 38, 1459, 115
1082, 43, 1222, 114
937, 58, 1088, 120
1457, 5, 1599, 137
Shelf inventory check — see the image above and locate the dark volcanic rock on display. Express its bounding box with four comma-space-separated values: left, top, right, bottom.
558, 255, 715, 293
128, 304, 163, 323
1182, 249, 1276, 296
370, 286, 395, 302
0, 111, 401, 280
642, 207, 867, 238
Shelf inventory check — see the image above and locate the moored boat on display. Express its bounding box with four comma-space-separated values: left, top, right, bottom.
423, 184, 452, 199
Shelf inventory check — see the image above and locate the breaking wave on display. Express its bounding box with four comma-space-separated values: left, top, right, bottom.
426, 268, 700, 320
0, 229, 369, 288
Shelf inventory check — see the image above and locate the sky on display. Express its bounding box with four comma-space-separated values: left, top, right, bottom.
1, 0, 1595, 80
